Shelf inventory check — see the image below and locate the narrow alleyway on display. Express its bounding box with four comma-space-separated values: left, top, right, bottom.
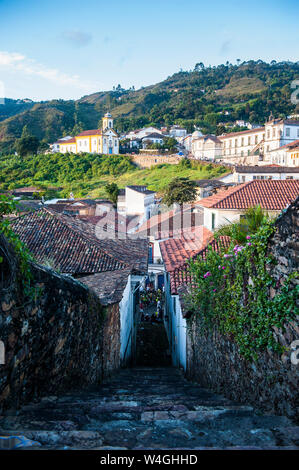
0, 367, 298, 450
135, 287, 171, 367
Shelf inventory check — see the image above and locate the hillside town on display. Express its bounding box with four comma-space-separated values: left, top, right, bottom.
51, 115, 299, 168
0, 0, 299, 453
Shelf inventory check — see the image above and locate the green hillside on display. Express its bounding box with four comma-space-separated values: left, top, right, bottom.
0, 152, 227, 198
0, 60, 298, 152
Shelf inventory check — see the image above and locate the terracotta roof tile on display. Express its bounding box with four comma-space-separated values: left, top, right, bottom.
11, 208, 148, 274
160, 227, 213, 272
80, 269, 131, 305
137, 208, 204, 238
197, 180, 299, 210
169, 236, 231, 295
76, 129, 102, 136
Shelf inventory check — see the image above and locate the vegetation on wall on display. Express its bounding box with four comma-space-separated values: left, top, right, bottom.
0, 195, 33, 296
185, 216, 299, 360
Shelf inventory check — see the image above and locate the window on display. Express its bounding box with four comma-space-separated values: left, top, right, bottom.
241, 138, 244, 146
212, 213, 216, 230
248, 137, 251, 145
267, 129, 270, 139
286, 128, 290, 137
297, 129, 299, 138
273, 128, 276, 138
255, 135, 258, 144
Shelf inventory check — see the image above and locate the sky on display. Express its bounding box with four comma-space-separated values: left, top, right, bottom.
0, 0, 298, 101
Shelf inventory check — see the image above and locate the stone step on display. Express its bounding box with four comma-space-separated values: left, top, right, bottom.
2, 425, 298, 450
1, 367, 296, 450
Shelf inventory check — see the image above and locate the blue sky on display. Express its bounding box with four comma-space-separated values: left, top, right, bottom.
0, 0, 298, 101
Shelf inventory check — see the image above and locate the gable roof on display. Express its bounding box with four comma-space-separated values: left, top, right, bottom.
80, 269, 131, 306
59, 137, 76, 144
126, 185, 155, 195
76, 129, 102, 137
11, 208, 148, 274
142, 133, 165, 139
169, 236, 231, 295
197, 180, 299, 210
137, 208, 204, 239
218, 127, 265, 139
235, 165, 299, 174
160, 226, 213, 272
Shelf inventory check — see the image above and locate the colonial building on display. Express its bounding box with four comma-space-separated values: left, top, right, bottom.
191, 117, 299, 165
269, 139, 299, 166
192, 134, 222, 160
59, 113, 119, 155
230, 165, 299, 183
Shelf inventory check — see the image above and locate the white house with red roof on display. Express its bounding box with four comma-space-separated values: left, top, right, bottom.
196, 179, 299, 231
192, 117, 299, 165
269, 139, 299, 166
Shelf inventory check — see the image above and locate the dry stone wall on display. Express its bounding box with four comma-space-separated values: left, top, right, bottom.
0, 235, 121, 411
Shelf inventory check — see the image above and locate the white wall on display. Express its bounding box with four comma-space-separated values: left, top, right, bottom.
164, 273, 187, 370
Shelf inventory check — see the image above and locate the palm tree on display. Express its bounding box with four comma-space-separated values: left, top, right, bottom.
214, 205, 270, 244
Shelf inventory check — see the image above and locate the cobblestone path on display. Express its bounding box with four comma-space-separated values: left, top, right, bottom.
1, 367, 298, 450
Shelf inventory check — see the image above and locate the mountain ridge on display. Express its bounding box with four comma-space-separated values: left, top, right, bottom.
0, 60, 298, 152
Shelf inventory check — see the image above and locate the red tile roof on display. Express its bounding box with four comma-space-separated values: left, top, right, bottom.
11, 208, 148, 274
197, 180, 299, 210
160, 227, 213, 272
76, 129, 102, 136
60, 138, 76, 144
218, 127, 265, 139
137, 208, 204, 239
169, 236, 231, 295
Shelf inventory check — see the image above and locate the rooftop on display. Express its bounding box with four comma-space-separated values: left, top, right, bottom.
142, 133, 165, 140
235, 165, 299, 173
197, 179, 299, 211
126, 185, 155, 195
159, 226, 213, 272
11, 208, 148, 274
218, 127, 265, 139
169, 236, 231, 295
76, 129, 102, 137
137, 208, 204, 239
80, 268, 132, 305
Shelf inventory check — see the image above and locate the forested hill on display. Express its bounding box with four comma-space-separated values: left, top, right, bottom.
0, 60, 298, 152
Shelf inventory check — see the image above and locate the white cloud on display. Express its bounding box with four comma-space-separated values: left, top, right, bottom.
0, 51, 99, 92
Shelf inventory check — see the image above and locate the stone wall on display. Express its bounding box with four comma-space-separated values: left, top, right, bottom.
186, 198, 299, 421
131, 154, 181, 168
0, 235, 121, 411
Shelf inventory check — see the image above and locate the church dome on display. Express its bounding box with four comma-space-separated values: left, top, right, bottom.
104, 112, 112, 118
192, 130, 203, 138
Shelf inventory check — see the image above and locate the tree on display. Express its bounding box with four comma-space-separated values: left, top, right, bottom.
214, 205, 270, 244
105, 183, 119, 206
163, 177, 197, 206
15, 133, 39, 157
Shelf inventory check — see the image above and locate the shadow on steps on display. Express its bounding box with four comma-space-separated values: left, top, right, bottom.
136, 322, 171, 367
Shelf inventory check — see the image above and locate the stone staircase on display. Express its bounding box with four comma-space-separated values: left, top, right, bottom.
0, 367, 298, 450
